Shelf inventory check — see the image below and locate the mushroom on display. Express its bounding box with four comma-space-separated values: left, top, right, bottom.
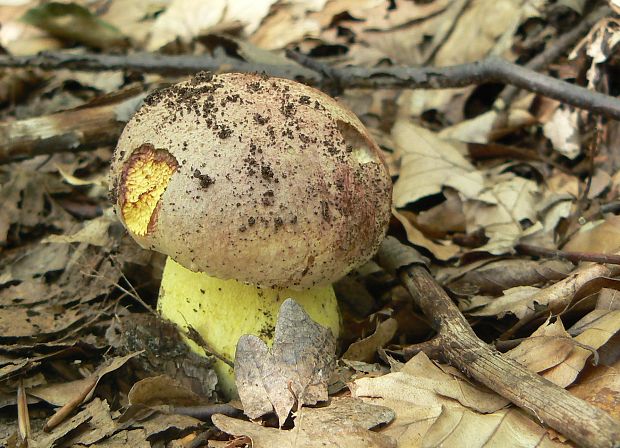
109, 72, 392, 397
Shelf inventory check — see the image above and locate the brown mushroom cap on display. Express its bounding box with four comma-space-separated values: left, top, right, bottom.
109, 72, 392, 289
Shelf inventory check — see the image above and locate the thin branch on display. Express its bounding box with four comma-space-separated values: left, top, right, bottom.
170, 403, 243, 420
185, 326, 234, 368
0, 50, 619, 120
0, 88, 145, 164
516, 243, 620, 265
376, 237, 620, 448
331, 57, 620, 119
497, 5, 610, 107
0, 51, 320, 81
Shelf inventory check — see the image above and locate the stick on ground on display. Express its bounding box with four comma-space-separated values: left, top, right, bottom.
0, 89, 144, 164
376, 237, 620, 448
1, 50, 620, 120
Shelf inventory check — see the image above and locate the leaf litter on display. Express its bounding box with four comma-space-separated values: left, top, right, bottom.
234, 298, 336, 427
1, 0, 620, 446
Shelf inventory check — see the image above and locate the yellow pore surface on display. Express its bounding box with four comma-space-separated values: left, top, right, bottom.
158, 257, 341, 398
121, 151, 176, 236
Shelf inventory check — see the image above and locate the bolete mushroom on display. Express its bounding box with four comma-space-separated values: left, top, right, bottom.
109, 72, 392, 397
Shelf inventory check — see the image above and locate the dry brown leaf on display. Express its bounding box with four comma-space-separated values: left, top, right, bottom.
86, 429, 150, 448
598, 287, 620, 311
352, 352, 509, 414
222, 0, 279, 34
546, 171, 580, 197
393, 209, 461, 261
433, 0, 536, 66
29, 376, 94, 407
569, 365, 620, 421
397, 87, 471, 120
464, 173, 540, 255
420, 406, 564, 448
545, 310, 620, 387
469, 285, 542, 319
543, 107, 582, 159
64, 398, 117, 446
0, 279, 62, 307
139, 412, 202, 440
564, 215, 620, 254
128, 375, 203, 408
415, 188, 467, 237
534, 192, 573, 239
43, 210, 116, 247
447, 259, 572, 296
391, 120, 484, 207
0, 169, 73, 245
343, 0, 450, 32
588, 170, 612, 200
250, 2, 324, 50
0, 306, 83, 340
29, 398, 113, 448
0, 242, 71, 285
99, 0, 162, 47
213, 396, 396, 448
146, 0, 226, 50
351, 352, 565, 447
235, 299, 336, 426
0, 2, 63, 55
308, 0, 382, 28
470, 261, 619, 320
580, 18, 620, 88
438, 107, 536, 144
0, 359, 38, 383
343, 318, 398, 363
21, 2, 127, 50
505, 318, 574, 373
357, 0, 468, 66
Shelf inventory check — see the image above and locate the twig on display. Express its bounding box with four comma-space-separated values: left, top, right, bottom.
398, 337, 445, 361
376, 237, 620, 448
1, 51, 620, 120
0, 88, 145, 164
496, 5, 610, 108
516, 243, 620, 265
43, 374, 97, 432
333, 57, 620, 119
186, 326, 234, 368
170, 403, 243, 420
0, 51, 320, 81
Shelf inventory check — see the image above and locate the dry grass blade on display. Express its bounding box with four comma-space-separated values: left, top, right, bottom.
43, 375, 97, 432
17, 379, 31, 443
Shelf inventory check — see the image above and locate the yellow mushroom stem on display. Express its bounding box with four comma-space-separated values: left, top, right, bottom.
157, 257, 341, 398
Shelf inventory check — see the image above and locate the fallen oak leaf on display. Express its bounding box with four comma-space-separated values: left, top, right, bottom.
29, 398, 113, 448
343, 318, 398, 363
351, 353, 566, 447
569, 365, 620, 421
352, 352, 509, 414
21, 2, 127, 50
504, 318, 574, 373
235, 298, 336, 426
391, 120, 484, 208
212, 396, 396, 448
463, 173, 541, 255
544, 309, 620, 387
